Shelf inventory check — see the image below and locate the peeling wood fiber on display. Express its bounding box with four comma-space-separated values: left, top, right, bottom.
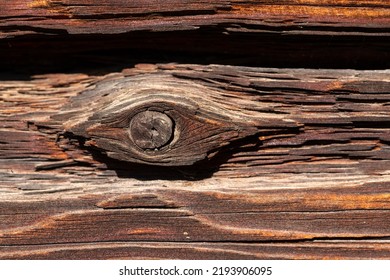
1, 0, 390, 39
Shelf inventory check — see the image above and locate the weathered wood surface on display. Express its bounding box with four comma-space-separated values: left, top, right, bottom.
1, 64, 390, 259
2, 0, 390, 39
2, 1, 389, 73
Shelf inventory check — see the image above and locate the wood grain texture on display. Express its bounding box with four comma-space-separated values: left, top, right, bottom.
52, 72, 262, 165
1, 0, 390, 39
1, 64, 390, 259
2, 242, 390, 260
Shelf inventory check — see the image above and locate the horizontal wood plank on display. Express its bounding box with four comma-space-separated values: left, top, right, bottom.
2, 242, 390, 260
1, 0, 390, 39
1, 64, 390, 259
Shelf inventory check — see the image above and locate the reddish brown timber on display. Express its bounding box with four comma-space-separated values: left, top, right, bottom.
1, 0, 389, 39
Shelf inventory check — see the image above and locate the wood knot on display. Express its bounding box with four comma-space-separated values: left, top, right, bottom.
54, 74, 265, 166
129, 111, 174, 150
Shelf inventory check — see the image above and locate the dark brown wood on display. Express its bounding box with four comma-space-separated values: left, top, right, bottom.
1, 64, 390, 259
3, 1, 389, 72
130, 111, 174, 151
31, 64, 390, 169
50, 72, 260, 165
1, 0, 389, 261
1, 0, 390, 39
2, 242, 390, 260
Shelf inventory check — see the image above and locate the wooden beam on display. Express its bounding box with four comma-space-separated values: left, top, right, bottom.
1, 0, 390, 39
2, 242, 390, 260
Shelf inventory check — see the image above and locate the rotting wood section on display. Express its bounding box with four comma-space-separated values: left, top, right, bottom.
1, 64, 390, 259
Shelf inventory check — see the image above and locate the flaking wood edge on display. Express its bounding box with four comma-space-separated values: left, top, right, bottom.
38, 64, 390, 171
1, 0, 390, 39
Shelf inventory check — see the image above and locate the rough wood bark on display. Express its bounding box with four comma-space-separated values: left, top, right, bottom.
1, 64, 390, 259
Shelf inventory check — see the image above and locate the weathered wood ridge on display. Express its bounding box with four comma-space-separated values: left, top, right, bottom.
1, 0, 390, 259
1, 0, 390, 70
2, 0, 390, 38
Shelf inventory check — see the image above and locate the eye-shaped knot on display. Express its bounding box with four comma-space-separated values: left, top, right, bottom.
54, 74, 272, 166
129, 111, 174, 151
